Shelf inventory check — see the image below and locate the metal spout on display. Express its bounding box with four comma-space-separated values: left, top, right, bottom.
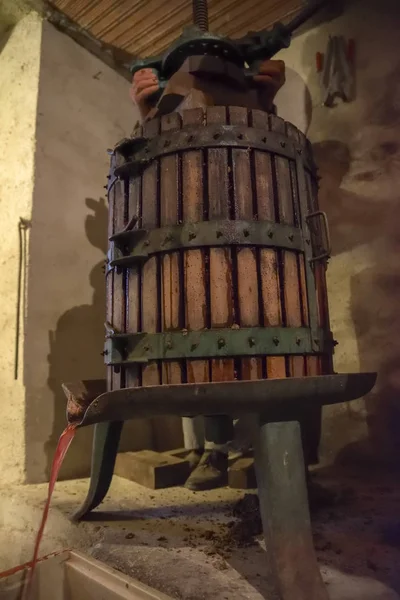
63, 379, 107, 425
63, 373, 377, 429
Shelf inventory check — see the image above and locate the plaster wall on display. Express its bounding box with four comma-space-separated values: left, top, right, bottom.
24, 21, 154, 483
0, 12, 42, 484
276, 0, 400, 465
0, 12, 155, 484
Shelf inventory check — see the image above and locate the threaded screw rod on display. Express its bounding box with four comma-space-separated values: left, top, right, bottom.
192, 0, 209, 31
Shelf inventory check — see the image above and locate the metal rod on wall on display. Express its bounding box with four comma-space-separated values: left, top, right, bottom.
14, 217, 31, 380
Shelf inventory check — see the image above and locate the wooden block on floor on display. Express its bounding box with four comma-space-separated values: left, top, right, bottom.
228, 457, 257, 489
115, 450, 190, 490
166, 448, 191, 460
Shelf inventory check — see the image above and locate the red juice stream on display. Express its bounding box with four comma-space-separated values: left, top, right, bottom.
22, 424, 77, 599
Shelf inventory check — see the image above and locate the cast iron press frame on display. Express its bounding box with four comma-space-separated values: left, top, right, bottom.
63, 2, 377, 599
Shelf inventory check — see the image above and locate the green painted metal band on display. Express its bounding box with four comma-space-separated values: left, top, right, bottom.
109, 219, 304, 268
113, 125, 316, 178
104, 327, 333, 366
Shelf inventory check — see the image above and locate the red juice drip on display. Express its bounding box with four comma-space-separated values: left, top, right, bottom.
22, 424, 77, 599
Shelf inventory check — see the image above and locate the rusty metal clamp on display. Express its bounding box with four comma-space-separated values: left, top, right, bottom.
306, 210, 331, 263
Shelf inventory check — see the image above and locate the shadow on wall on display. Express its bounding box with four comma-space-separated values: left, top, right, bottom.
347, 60, 400, 467
311, 62, 400, 468
294, 0, 400, 467
0, 25, 13, 55
45, 197, 155, 481
45, 197, 108, 480
274, 67, 313, 135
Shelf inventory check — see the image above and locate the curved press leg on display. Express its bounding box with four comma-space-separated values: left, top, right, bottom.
254, 419, 329, 600
73, 420, 123, 521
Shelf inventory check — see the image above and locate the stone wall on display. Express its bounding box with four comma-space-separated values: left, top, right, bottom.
277, 0, 400, 466
0, 12, 42, 484
0, 13, 155, 484
25, 21, 157, 483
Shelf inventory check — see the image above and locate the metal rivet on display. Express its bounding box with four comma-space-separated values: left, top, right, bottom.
188, 231, 197, 240
268, 230, 274, 238
273, 336, 279, 346
243, 229, 250, 237
218, 338, 226, 348
143, 239, 150, 246
248, 337, 256, 347
280, 141, 286, 148
216, 231, 223, 238
163, 234, 173, 245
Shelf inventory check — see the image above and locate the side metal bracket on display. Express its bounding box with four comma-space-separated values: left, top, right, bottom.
306, 211, 332, 263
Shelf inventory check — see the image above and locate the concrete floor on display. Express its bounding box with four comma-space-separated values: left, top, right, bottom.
0, 467, 399, 600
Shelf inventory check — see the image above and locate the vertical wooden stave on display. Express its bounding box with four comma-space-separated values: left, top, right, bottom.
111, 175, 127, 391
126, 125, 142, 390
229, 106, 262, 380
308, 140, 332, 376
157, 112, 185, 449
181, 107, 208, 450
106, 154, 116, 392
140, 118, 161, 450
251, 109, 286, 380
269, 114, 304, 379
298, 132, 332, 375
207, 106, 235, 383
182, 108, 210, 386
121, 125, 154, 446
287, 121, 316, 379
297, 130, 327, 464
